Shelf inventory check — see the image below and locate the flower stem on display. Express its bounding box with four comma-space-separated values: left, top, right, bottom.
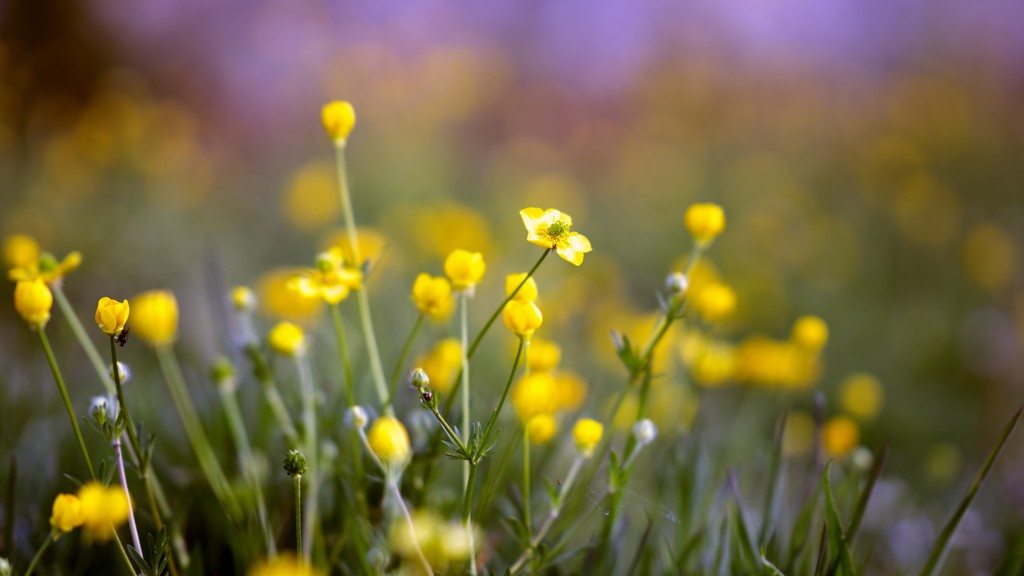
477, 339, 525, 456
387, 314, 424, 406
114, 438, 143, 562
332, 144, 390, 412
38, 329, 95, 480
294, 474, 303, 559
244, 343, 299, 445
52, 285, 116, 396
389, 477, 433, 575
460, 292, 471, 494
463, 462, 479, 576
218, 383, 274, 555
296, 355, 319, 561
110, 338, 144, 468
23, 532, 54, 576
329, 303, 355, 407
522, 426, 532, 535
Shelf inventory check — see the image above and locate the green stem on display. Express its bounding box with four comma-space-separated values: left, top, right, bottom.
112, 530, 139, 575
330, 303, 355, 407
333, 144, 390, 412
52, 286, 116, 396
156, 345, 242, 520
219, 384, 274, 554
244, 343, 299, 445
387, 314, 424, 406
110, 338, 144, 465
23, 532, 54, 576
38, 329, 95, 480
113, 438, 143, 563
477, 339, 525, 458
463, 463, 479, 576
460, 292, 471, 493
294, 475, 303, 559
296, 354, 320, 561
523, 426, 532, 535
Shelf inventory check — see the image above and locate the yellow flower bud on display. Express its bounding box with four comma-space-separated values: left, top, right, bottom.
527, 414, 557, 444
248, 553, 323, 576
553, 371, 588, 411
526, 338, 561, 372
791, 315, 829, 351
572, 418, 604, 457
511, 373, 557, 422
321, 101, 356, 144
444, 249, 486, 291
50, 493, 84, 535
693, 283, 736, 322
822, 416, 860, 458
131, 290, 179, 346
684, 203, 726, 245
77, 482, 130, 542
95, 297, 130, 336
231, 286, 257, 311
411, 273, 453, 320
14, 279, 53, 329
502, 299, 543, 339
367, 416, 412, 465
269, 322, 306, 357
3, 234, 40, 269
839, 373, 884, 421
505, 272, 538, 302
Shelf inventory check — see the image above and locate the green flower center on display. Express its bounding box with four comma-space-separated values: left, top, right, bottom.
38, 253, 58, 273
546, 220, 569, 239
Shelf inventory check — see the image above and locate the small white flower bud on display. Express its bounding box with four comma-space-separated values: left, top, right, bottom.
346, 405, 369, 430
109, 361, 131, 385
851, 446, 873, 471
666, 272, 688, 295
633, 419, 658, 447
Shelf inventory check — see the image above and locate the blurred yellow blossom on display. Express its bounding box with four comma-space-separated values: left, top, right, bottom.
95, 297, 130, 336
2, 234, 39, 269
444, 249, 486, 291
411, 273, 453, 320
688, 338, 738, 387
962, 223, 1016, 292
782, 411, 816, 456
505, 272, 538, 302
131, 290, 179, 346
14, 279, 53, 329
791, 315, 829, 351
520, 207, 592, 266
822, 416, 859, 458
8, 250, 82, 285
283, 161, 341, 231
77, 482, 130, 542
553, 371, 588, 412
367, 416, 411, 465
249, 554, 322, 576
289, 248, 363, 305
322, 100, 356, 144
269, 322, 306, 357
572, 418, 604, 457
527, 414, 557, 444
231, 286, 257, 312
415, 339, 462, 394
511, 372, 558, 421
692, 282, 736, 322
684, 203, 726, 245
258, 268, 323, 322
527, 338, 561, 372
839, 373, 884, 420
321, 226, 388, 270
389, 511, 475, 574
502, 299, 543, 339
50, 493, 84, 535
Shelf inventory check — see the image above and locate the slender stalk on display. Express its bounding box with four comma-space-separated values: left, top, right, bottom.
244, 343, 299, 444
38, 329, 95, 479
296, 354, 320, 561
387, 314, 424, 406
463, 463, 479, 576
460, 293, 471, 494
294, 475, 303, 559
156, 345, 241, 520
114, 438, 143, 562
23, 532, 54, 576
477, 339, 525, 455
52, 286, 116, 396
332, 144, 389, 412
509, 455, 585, 573
112, 531, 139, 575
330, 303, 356, 407
219, 384, 274, 554
110, 338, 144, 468
522, 426, 532, 535
389, 478, 433, 575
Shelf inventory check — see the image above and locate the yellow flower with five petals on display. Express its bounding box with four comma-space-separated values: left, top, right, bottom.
8, 250, 82, 286
519, 208, 592, 266
289, 248, 363, 304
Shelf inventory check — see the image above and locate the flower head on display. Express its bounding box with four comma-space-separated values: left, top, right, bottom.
502, 299, 543, 339
527, 414, 557, 444
511, 373, 558, 422
77, 482, 130, 542
50, 493, 84, 535
520, 207, 592, 266
289, 248, 363, 305
527, 338, 561, 372
572, 418, 604, 457
269, 322, 306, 357
131, 290, 179, 346
791, 315, 829, 351
693, 282, 736, 322
444, 249, 486, 292
367, 416, 411, 466
249, 554, 323, 576
14, 279, 53, 329
411, 273, 453, 320
8, 250, 82, 286
823, 416, 860, 458
505, 272, 538, 302
3, 234, 40, 269
322, 101, 356, 144
283, 449, 308, 478
684, 203, 726, 245
231, 286, 257, 312
840, 373, 884, 420
95, 297, 130, 336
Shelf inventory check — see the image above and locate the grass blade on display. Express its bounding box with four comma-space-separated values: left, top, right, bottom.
728, 469, 760, 570
919, 406, 1022, 576
813, 523, 829, 576
846, 443, 888, 541
625, 517, 654, 576
823, 461, 855, 576
759, 411, 788, 546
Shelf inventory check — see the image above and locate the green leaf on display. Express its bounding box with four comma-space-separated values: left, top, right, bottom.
823, 461, 855, 576
759, 411, 788, 547
919, 406, 1022, 576
728, 470, 760, 570
761, 548, 787, 576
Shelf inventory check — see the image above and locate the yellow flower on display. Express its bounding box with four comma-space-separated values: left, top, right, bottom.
249, 554, 323, 576
693, 282, 736, 322
684, 203, 726, 245
511, 373, 558, 422
14, 279, 53, 329
822, 416, 860, 458
839, 373, 884, 420
782, 411, 815, 456
791, 315, 829, 351
389, 511, 475, 574
321, 101, 356, 144
257, 268, 323, 322
411, 273, 453, 320
505, 272, 538, 302
131, 290, 179, 346
269, 322, 306, 357
527, 414, 557, 444
321, 226, 388, 270
519, 207, 592, 266
572, 418, 604, 457
526, 338, 561, 372
50, 493, 84, 535
77, 482, 130, 542
502, 299, 543, 339
553, 371, 587, 411
289, 248, 363, 305
415, 339, 462, 394
444, 249, 486, 291
231, 286, 257, 311
95, 297, 130, 336
8, 250, 82, 285
3, 234, 40, 269
367, 416, 411, 465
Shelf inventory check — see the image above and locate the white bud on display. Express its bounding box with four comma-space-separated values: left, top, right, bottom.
851, 446, 873, 471
110, 361, 131, 384
633, 419, 658, 446
0, 556, 11, 576
90, 395, 111, 418
666, 272, 689, 295
346, 405, 368, 430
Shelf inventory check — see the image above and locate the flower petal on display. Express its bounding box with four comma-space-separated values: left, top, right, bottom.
568, 233, 592, 253
556, 245, 585, 266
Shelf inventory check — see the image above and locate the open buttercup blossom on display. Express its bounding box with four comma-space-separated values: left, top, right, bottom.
443, 249, 486, 291
2, 234, 40, 269
411, 273, 453, 319
50, 493, 85, 535
289, 248, 363, 305
95, 297, 130, 336
520, 207, 592, 266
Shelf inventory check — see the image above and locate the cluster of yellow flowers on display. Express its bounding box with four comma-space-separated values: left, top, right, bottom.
49, 483, 131, 542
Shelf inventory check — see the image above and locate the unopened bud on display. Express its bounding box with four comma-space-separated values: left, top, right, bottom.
346, 405, 368, 430
666, 272, 688, 295
633, 419, 658, 447
109, 362, 131, 385
283, 449, 308, 478
211, 356, 237, 391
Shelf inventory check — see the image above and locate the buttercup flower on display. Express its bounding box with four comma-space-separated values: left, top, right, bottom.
572, 418, 604, 457
50, 493, 84, 535
527, 414, 557, 444
231, 286, 257, 311
526, 338, 561, 372
444, 249, 486, 292
77, 482, 130, 542
289, 248, 363, 305
95, 297, 130, 336
322, 101, 356, 144
511, 373, 558, 422
693, 283, 736, 322
505, 272, 538, 302
2, 234, 40, 269
840, 373, 884, 420
8, 250, 82, 285
367, 416, 412, 465
411, 273, 453, 320
823, 416, 860, 458
791, 315, 829, 351
519, 207, 592, 266
14, 279, 53, 329
269, 322, 306, 357
502, 299, 543, 339
249, 553, 322, 576
684, 203, 726, 245
131, 290, 179, 346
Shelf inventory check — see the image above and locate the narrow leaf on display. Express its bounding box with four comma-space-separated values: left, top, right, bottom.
728, 470, 760, 569
823, 461, 855, 576
760, 411, 788, 546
